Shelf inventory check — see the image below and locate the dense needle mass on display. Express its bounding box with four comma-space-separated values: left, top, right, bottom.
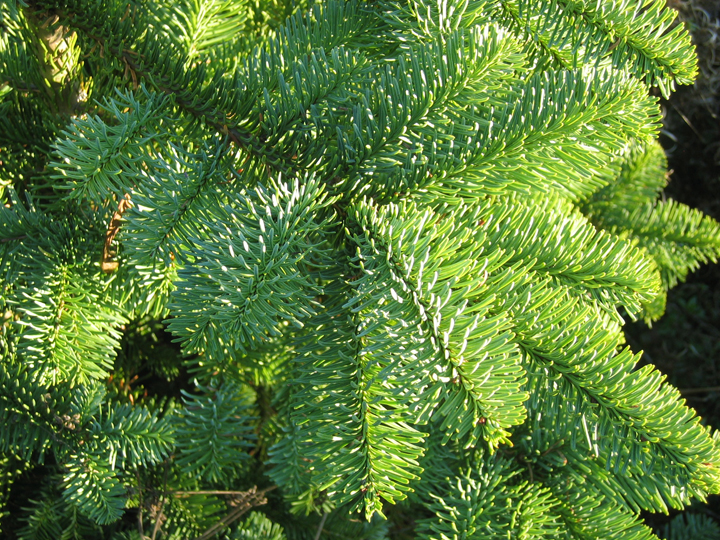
1, 0, 720, 538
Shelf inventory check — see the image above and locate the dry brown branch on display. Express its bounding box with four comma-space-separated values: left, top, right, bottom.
192, 486, 275, 540
101, 193, 132, 273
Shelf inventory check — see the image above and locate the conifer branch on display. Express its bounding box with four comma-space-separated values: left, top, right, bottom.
2, 0, 719, 536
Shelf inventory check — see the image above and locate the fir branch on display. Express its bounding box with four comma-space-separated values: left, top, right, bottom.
349, 198, 527, 447
2, 0, 719, 536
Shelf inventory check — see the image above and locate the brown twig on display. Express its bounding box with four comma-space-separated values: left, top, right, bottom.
669, 100, 707, 143
101, 193, 132, 273
150, 462, 169, 540
314, 512, 329, 540
172, 490, 264, 498
1, 235, 27, 243
136, 470, 145, 539
192, 486, 275, 540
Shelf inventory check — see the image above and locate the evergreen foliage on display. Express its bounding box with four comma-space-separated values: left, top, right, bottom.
660, 513, 720, 540
1, 0, 720, 537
